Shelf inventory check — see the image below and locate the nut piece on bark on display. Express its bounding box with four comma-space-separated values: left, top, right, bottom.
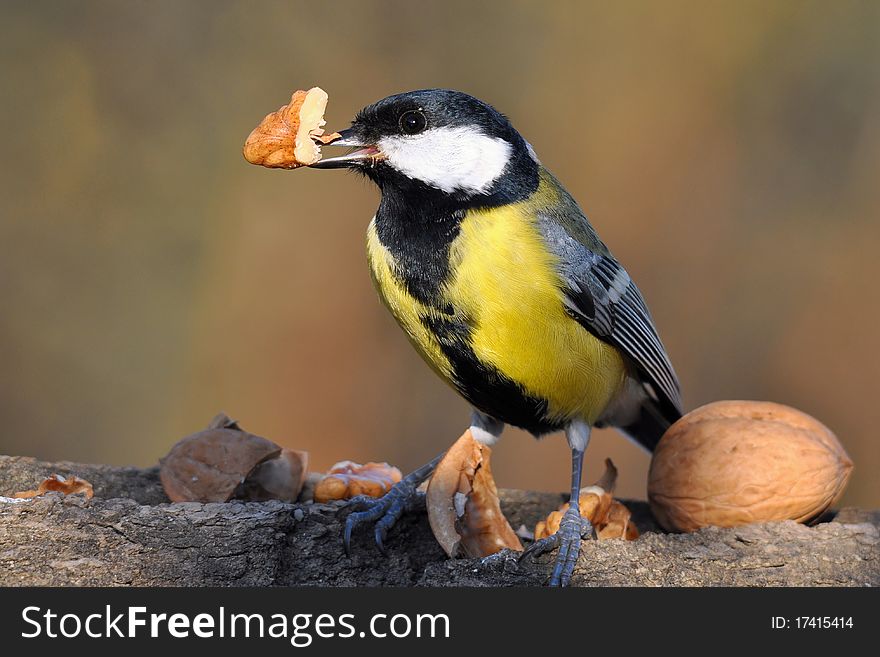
14, 474, 94, 500
313, 461, 402, 503
597, 500, 639, 540
426, 429, 523, 558
648, 400, 854, 532
233, 448, 310, 502
534, 459, 638, 541
243, 87, 337, 168
159, 413, 282, 503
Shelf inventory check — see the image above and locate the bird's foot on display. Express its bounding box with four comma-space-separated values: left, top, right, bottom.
520, 505, 595, 586
341, 475, 424, 556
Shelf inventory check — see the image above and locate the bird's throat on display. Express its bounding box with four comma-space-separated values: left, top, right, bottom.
373, 191, 465, 307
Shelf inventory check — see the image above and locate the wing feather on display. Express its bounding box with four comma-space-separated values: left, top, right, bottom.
538, 214, 683, 416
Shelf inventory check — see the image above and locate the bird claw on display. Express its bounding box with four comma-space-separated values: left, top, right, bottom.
520, 505, 595, 586
341, 478, 419, 556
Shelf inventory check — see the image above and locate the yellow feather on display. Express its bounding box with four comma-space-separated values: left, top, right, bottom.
366, 221, 453, 381
366, 177, 627, 426
445, 203, 626, 424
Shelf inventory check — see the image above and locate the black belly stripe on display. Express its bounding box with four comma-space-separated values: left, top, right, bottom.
374, 192, 465, 306
422, 314, 560, 435
372, 150, 540, 307
371, 155, 547, 432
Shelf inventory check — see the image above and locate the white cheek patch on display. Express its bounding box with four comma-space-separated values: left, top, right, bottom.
378, 126, 512, 194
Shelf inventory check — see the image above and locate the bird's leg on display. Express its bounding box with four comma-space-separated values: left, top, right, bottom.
520, 420, 595, 586
468, 410, 505, 447
342, 410, 504, 556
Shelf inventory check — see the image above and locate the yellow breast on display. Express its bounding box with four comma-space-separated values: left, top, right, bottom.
445, 203, 626, 424
366, 192, 627, 426
366, 221, 454, 381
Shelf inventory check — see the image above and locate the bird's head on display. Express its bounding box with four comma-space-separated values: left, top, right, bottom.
311, 89, 540, 205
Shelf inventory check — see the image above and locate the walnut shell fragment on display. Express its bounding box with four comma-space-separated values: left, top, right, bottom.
648, 400, 853, 532
534, 459, 638, 541
159, 413, 282, 502
233, 448, 310, 502
426, 429, 523, 558
243, 87, 338, 169
313, 461, 402, 503
14, 474, 94, 500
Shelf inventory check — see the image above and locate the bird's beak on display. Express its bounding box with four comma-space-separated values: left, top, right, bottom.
309, 128, 385, 169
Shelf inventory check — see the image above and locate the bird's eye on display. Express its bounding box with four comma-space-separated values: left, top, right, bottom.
399, 109, 427, 135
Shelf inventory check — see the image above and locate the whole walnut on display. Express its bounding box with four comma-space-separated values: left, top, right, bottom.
648, 400, 853, 532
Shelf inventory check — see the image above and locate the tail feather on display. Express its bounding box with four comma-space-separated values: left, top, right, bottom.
620, 396, 682, 452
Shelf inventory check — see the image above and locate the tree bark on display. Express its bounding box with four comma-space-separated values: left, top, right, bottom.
1, 455, 876, 586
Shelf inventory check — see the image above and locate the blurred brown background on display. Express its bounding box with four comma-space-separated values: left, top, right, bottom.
1, 1, 877, 507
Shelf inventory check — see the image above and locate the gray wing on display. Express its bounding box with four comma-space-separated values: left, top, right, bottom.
538, 215, 684, 418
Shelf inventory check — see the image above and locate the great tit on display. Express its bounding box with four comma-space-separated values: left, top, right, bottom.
311, 89, 683, 586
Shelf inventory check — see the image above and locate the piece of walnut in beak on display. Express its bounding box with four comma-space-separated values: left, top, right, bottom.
243, 87, 335, 168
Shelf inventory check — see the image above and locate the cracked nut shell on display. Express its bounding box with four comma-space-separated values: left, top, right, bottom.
159, 413, 282, 503
426, 429, 523, 558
